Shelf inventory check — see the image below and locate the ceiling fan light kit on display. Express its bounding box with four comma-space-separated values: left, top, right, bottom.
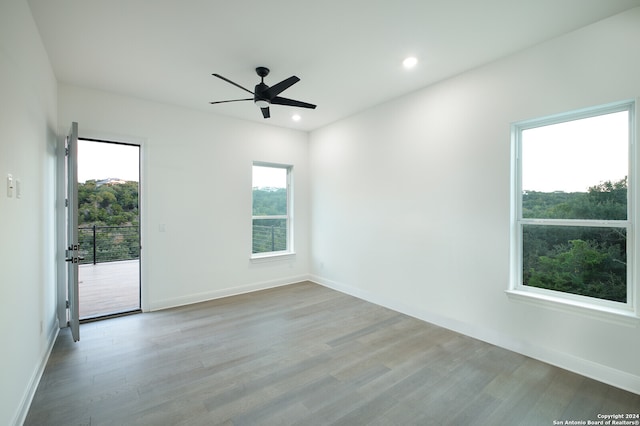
210, 67, 316, 119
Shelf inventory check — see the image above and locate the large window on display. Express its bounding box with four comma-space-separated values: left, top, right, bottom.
511, 101, 636, 314
252, 163, 292, 257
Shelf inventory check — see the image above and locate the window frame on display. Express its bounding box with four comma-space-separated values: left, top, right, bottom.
250, 161, 294, 260
508, 100, 639, 322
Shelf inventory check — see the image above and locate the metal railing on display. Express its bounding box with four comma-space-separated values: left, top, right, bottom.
252, 225, 287, 253
78, 224, 282, 260
78, 225, 140, 264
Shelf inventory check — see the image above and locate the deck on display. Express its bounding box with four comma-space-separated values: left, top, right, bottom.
78, 260, 140, 319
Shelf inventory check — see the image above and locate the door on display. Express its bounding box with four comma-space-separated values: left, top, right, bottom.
65, 122, 80, 341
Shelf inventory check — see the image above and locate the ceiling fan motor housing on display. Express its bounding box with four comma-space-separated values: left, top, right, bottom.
254, 82, 270, 106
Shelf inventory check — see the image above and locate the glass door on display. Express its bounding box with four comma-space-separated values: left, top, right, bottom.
65, 122, 80, 341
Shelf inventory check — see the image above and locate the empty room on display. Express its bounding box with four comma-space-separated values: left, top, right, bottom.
2, 0, 640, 424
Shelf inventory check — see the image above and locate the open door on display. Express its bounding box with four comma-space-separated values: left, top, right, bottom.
65, 122, 80, 341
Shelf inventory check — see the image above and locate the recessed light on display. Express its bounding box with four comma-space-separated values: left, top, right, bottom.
403, 56, 418, 69
292, 114, 301, 122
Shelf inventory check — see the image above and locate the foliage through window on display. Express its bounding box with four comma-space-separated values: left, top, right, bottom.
77, 178, 140, 264
252, 163, 292, 256
513, 101, 634, 307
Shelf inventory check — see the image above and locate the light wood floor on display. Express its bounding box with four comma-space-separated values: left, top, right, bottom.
25, 282, 639, 425
79, 260, 140, 319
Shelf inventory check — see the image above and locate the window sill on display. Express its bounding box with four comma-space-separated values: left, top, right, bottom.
250, 252, 296, 263
505, 289, 640, 327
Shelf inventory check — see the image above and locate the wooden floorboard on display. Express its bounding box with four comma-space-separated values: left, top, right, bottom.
79, 260, 140, 319
25, 282, 639, 425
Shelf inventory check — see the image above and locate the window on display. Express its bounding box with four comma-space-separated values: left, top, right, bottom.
252, 163, 292, 257
511, 101, 636, 315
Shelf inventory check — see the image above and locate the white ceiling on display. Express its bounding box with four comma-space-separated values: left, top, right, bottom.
27, 0, 640, 131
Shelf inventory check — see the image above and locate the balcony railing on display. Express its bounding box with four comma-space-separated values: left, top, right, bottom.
79, 224, 283, 260
252, 224, 287, 253
78, 225, 140, 264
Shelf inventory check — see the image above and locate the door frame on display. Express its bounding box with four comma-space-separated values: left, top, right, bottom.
55, 131, 69, 329
77, 137, 142, 320
57, 129, 146, 329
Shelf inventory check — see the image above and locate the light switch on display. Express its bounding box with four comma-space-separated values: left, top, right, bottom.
15, 179, 21, 199
7, 174, 13, 198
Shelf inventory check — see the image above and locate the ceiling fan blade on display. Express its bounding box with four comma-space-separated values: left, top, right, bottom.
209, 98, 253, 105
263, 76, 300, 100
271, 96, 317, 109
261, 107, 270, 119
212, 74, 254, 95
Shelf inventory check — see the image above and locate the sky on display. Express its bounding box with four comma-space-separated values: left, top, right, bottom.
521, 110, 628, 193
252, 165, 287, 188
77, 140, 139, 183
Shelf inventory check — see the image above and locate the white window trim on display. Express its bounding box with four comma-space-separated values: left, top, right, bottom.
508, 100, 640, 324
250, 162, 294, 259
250, 252, 296, 263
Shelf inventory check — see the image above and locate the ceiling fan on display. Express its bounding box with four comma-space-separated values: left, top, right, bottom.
210, 67, 316, 119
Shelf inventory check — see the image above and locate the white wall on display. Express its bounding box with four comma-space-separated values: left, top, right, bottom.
309, 8, 640, 393
5, 3, 639, 422
0, 0, 59, 424
58, 85, 310, 311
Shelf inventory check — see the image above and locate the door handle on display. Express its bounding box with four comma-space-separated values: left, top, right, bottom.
65, 244, 84, 263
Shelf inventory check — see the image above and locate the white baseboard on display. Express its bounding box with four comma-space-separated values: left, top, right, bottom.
13, 318, 60, 426
149, 274, 312, 311
309, 274, 640, 395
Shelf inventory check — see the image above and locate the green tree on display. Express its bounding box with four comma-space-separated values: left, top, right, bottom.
77, 180, 140, 263
522, 177, 627, 303
252, 187, 287, 216
526, 239, 625, 302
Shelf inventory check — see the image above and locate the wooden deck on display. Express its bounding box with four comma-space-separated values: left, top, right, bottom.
78, 260, 140, 319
